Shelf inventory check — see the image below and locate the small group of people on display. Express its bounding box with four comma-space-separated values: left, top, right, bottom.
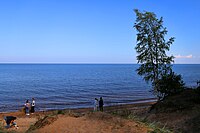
24, 98, 35, 115
3, 98, 36, 129
94, 97, 104, 112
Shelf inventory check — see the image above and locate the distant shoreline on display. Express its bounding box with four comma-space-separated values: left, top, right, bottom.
0, 63, 200, 65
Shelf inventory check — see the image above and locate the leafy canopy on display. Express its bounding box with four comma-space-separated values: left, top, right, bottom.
134, 9, 183, 98
154, 71, 185, 99
134, 9, 174, 83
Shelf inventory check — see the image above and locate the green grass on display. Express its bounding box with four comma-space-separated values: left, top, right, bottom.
57, 110, 65, 115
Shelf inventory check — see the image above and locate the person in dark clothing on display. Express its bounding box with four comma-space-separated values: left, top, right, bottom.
99, 97, 104, 112
30, 98, 35, 114
4, 116, 18, 128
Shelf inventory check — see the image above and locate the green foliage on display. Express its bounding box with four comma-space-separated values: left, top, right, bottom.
195, 86, 200, 95
57, 110, 65, 115
154, 71, 185, 99
134, 9, 175, 98
193, 86, 200, 103
134, 9, 174, 81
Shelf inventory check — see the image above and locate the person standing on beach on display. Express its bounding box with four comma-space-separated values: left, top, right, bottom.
94, 98, 98, 111
30, 98, 35, 114
24, 100, 30, 115
99, 97, 104, 112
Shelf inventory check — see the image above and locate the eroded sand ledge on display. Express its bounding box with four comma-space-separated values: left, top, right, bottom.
0, 102, 154, 133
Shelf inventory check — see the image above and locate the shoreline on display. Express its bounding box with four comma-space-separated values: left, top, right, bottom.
0, 98, 157, 114
0, 101, 156, 117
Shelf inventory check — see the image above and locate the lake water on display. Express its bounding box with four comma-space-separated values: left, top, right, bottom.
0, 64, 199, 112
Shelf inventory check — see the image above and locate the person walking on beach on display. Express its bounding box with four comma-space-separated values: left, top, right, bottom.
24, 100, 30, 115
30, 98, 35, 114
94, 98, 98, 111
99, 97, 104, 112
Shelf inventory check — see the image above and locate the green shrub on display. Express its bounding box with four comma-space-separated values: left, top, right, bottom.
195, 86, 200, 95
154, 71, 185, 100
57, 110, 65, 115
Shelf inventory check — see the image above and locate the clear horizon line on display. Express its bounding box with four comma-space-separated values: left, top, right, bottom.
0, 62, 200, 65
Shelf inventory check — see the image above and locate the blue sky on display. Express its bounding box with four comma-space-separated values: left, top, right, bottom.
0, 0, 199, 64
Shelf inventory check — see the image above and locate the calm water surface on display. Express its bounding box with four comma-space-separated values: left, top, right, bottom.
0, 64, 199, 112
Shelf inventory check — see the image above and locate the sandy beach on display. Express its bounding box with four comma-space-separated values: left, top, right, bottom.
0, 102, 155, 133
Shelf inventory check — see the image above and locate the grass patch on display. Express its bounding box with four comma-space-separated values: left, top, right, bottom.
110, 109, 141, 121
26, 115, 58, 133
57, 110, 65, 115
109, 109, 172, 133
0, 121, 3, 132
0, 126, 3, 133
50, 109, 76, 116
147, 122, 172, 133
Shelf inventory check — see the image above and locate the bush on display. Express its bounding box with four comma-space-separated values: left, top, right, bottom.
57, 110, 65, 115
154, 71, 185, 100
195, 86, 200, 95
